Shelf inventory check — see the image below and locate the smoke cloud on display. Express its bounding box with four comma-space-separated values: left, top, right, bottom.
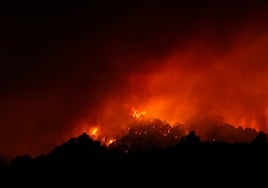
1, 1, 268, 158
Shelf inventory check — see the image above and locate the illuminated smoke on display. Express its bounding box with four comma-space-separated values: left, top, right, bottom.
0, 1, 268, 158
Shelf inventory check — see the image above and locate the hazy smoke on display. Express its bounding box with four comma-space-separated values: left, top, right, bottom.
0, 1, 268, 158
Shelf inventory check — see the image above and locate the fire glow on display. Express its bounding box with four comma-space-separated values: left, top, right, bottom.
2, 1, 268, 159
77, 32, 268, 144
131, 109, 147, 120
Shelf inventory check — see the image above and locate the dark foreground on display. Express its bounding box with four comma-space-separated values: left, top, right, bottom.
1, 132, 268, 186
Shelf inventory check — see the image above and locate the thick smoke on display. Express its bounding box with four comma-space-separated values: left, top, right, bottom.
0, 1, 268, 158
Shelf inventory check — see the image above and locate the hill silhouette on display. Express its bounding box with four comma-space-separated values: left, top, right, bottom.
1, 120, 268, 186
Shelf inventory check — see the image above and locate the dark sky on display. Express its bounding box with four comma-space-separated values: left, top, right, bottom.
1, 1, 268, 159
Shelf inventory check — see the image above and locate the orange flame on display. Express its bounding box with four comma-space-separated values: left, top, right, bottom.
91, 127, 98, 136
74, 26, 268, 146
131, 109, 147, 120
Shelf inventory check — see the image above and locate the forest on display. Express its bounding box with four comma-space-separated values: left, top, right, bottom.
1, 119, 267, 185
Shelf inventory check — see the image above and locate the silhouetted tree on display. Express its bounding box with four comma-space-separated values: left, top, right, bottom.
110, 119, 185, 154
180, 131, 200, 145
11, 154, 32, 168
251, 131, 267, 145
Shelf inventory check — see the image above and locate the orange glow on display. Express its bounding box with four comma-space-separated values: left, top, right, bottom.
108, 139, 115, 145
91, 127, 98, 136
74, 19, 268, 146
3, 2, 268, 160
131, 109, 147, 120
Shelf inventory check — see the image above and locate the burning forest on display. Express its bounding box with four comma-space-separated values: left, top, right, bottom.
1, 1, 268, 162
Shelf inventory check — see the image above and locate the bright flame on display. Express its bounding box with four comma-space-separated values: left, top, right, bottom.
73, 22, 268, 147
131, 109, 147, 120
108, 139, 115, 144
91, 127, 98, 136
101, 137, 116, 146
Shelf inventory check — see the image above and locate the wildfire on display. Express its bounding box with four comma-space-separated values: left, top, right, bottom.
85, 126, 116, 146
131, 109, 147, 120
108, 139, 115, 144
100, 136, 116, 146
90, 127, 98, 136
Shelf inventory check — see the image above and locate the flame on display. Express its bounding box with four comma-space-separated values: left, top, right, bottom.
131, 109, 147, 120
89, 127, 98, 137
108, 139, 115, 145
73, 18, 268, 146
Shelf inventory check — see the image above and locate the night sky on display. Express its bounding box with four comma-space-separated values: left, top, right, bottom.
1, 1, 268, 159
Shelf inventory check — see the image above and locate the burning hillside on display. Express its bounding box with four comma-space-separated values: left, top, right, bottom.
1, 1, 268, 158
